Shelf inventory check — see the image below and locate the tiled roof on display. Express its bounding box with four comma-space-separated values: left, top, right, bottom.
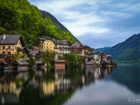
36, 60, 44, 64
0, 54, 7, 58
16, 60, 28, 65
54, 60, 66, 63
39, 37, 52, 41
29, 50, 39, 54
71, 42, 82, 48
56, 40, 69, 45
0, 35, 20, 45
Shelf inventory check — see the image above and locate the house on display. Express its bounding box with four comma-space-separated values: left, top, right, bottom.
83, 45, 94, 55
54, 60, 66, 71
71, 42, 84, 54
102, 55, 112, 65
39, 37, 56, 52
29, 50, 40, 60
36, 60, 47, 70
0, 34, 23, 54
11, 60, 28, 72
93, 52, 104, 64
0, 62, 6, 72
55, 40, 71, 54
0, 54, 7, 62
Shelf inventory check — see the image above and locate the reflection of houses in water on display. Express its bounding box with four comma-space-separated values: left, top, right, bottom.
41, 81, 55, 95
102, 67, 112, 76
86, 67, 104, 81
16, 72, 28, 81
0, 82, 22, 98
55, 71, 65, 80
54, 60, 66, 71
85, 61, 94, 71
94, 68, 101, 79
56, 79, 71, 92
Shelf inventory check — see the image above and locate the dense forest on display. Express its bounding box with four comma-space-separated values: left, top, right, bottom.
0, 0, 78, 47
100, 33, 140, 63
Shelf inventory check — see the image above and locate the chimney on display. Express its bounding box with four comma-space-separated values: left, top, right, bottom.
3, 34, 6, 40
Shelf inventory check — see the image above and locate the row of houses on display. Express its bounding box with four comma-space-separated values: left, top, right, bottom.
39, 37, 94, 55
0, 34, 93, 55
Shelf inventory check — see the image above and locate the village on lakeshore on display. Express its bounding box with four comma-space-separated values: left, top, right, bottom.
0, 34, 116, 73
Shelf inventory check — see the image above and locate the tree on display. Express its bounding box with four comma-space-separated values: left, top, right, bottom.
28, 56, 36, 67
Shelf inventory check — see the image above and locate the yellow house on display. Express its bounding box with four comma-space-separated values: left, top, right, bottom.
0, 34, 23, 54
39, 37, 56, 52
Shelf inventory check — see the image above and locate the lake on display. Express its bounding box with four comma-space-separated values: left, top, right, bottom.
0, 64, 140, 105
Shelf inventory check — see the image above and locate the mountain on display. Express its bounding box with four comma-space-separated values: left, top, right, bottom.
104, 33, 140, 62
40, 10, 80, 43
0, 0, 79, 47
95, 47, 111, 54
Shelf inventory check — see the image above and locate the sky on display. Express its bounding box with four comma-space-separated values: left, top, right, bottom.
28, 0, 140, 48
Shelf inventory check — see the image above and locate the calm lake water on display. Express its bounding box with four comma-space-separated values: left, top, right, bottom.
0, 64, 140, 105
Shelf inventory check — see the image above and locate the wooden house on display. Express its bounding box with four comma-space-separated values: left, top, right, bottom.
29, 50, 40, 60
0, 62, 6, 72
12, 60, 28, 72
55, 40, 71, 54
39, 37, 56, 52
36, 60, 46, 70
0, 34, 23, 54
83, 45, 93, 55
54, 60, 66, 71
71, 42, 84, 54
0, 54, 7, 62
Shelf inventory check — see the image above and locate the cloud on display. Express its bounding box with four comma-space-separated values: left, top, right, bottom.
29, 0, 140, 48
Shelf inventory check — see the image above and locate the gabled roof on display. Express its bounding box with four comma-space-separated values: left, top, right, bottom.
13, 60, 28, 65
54, 60, 66, 63
39, 37, 56, 43
56, 40, 70, 45
71, 42, 83, 48
0, 54, 7, 58
0, 35, 21, 45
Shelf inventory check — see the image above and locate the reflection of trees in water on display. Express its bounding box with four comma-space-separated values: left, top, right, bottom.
111, 65, 140, 94
0, 66, 115, 105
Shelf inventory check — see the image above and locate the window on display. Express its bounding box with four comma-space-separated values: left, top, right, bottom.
3, 46, 5, 49
2, 51, 5, 54
9, 46, 10, 49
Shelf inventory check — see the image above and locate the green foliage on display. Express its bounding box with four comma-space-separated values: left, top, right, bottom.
104, 33, 140, 62
13, 52, 25, 60
41, 51, 55, 70
0, 0, 78, 47
28, 56, 36, 67
63, 53, 82, 68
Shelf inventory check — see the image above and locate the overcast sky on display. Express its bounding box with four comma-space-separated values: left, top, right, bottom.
29, 0, 140, 48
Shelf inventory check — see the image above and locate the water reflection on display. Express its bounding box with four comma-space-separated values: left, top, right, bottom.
0, 64, 139, 105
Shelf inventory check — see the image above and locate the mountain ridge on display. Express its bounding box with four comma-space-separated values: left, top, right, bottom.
0, 0, 80, 47
97, 33, 140, 62
40, 10, 80, 43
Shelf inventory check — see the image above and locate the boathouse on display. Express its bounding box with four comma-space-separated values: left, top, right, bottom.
12, 60, 28, 72
54, 60, 66, 71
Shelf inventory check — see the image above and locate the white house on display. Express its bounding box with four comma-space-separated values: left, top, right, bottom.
55, 40, 71, 54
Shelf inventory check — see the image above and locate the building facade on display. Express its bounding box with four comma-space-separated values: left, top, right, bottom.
39, 37, 56, 52
56, 40, 71, 54
0, 34, 23, 54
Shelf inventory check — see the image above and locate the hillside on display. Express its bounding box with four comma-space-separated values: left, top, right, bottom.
0, 0, 79, 47
103, 33, 140, 62
40, 10, 80, 43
